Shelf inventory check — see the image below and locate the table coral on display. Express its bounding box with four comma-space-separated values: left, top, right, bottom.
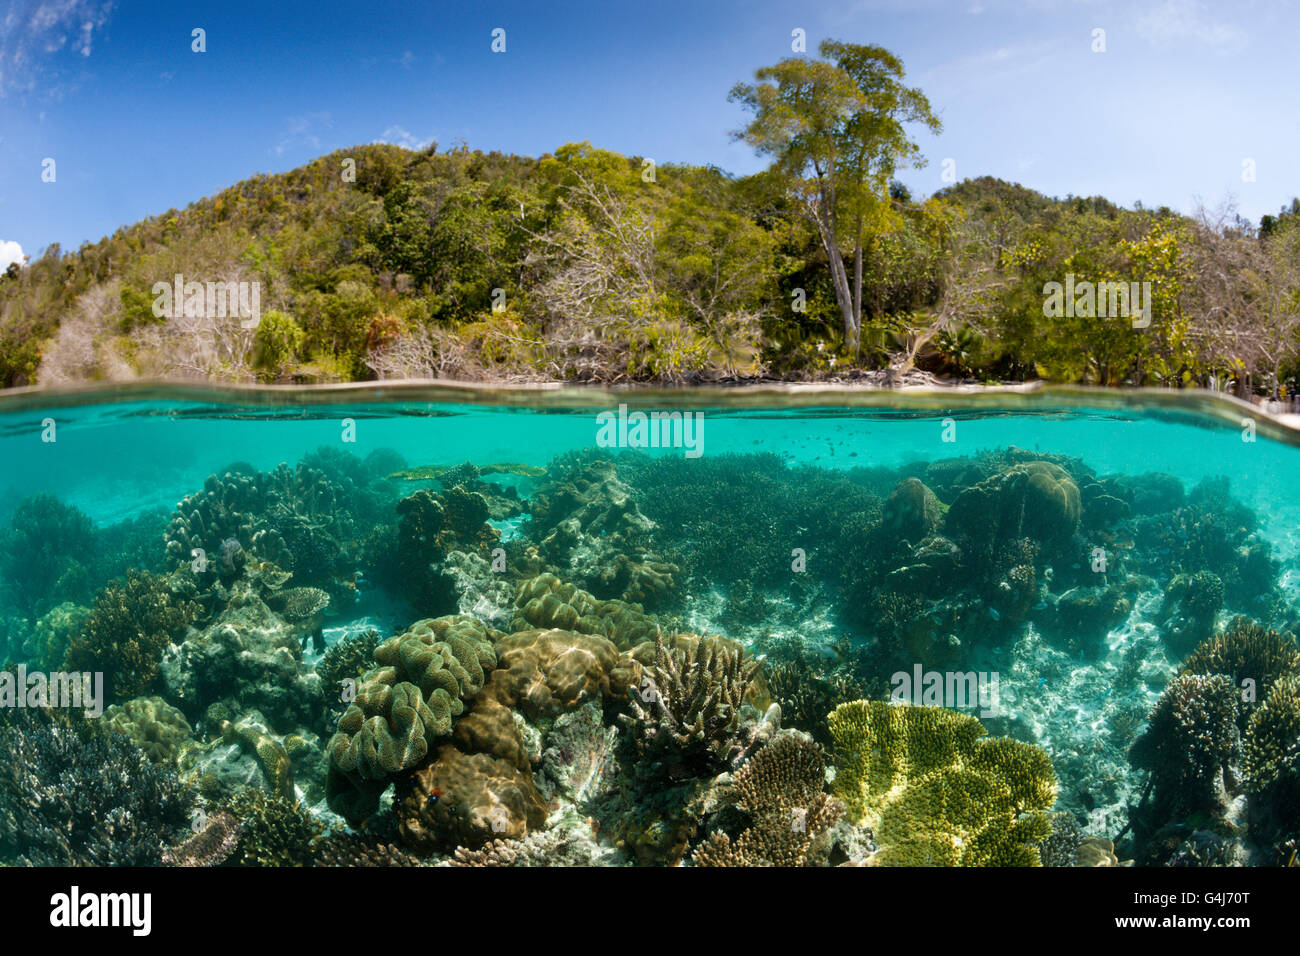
828, 699, 1057, 866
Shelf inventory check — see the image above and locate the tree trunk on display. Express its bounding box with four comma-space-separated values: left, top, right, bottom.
853, 226, 864, 359
812, 209, 856, 353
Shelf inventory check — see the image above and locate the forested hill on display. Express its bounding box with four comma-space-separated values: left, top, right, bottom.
2, 140, 1298, 393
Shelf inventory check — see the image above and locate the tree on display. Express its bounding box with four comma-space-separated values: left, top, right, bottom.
730, 40, 939, 353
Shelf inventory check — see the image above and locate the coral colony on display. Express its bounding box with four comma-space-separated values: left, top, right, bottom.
0, 429, 1297, 869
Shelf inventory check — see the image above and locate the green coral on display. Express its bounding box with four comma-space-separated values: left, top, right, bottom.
63, 571, 200, 703
103, 695, 194, 765
224, 788, 322, 867
325, 615, 500, 823
828, 700, 1057, 866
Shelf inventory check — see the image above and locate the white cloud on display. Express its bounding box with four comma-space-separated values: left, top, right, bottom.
1133, 0, 1247, 54
0, 240, 25, 270
0, 0, 114, 97
273, 111, 333, 156
373, 125, 434, 151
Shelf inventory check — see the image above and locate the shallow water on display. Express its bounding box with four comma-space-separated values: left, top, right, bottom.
0, 384, 1295, 867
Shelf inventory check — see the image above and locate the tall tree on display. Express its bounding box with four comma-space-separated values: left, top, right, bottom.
730, 40, 940, 353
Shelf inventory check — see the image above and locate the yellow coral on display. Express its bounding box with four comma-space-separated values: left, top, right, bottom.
829, 700, 1057, 867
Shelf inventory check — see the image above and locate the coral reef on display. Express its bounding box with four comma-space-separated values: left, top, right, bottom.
1184, 617, 1300, 728
1130, 674, 1240, 821
1242, 674, 1300, 858
223, 787, 323, 866
396, 743, 548, 852
510, 573, 662, 649
828, 700, 1057, 866
161, 810, 241, 866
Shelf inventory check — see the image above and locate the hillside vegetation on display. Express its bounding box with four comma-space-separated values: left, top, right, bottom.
4, 41, 1299, 394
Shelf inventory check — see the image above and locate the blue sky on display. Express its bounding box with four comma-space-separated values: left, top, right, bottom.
1, 0, 1297, 269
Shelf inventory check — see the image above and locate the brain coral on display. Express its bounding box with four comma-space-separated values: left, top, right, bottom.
325, 615, 501, 822
828, 700, 1057, 866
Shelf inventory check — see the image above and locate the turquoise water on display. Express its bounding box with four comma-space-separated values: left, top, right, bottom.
0, 386, 1297, 867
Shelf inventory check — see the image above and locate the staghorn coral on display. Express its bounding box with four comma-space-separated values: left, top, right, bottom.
828, 700, 1057, 866
161, 811, 241, 867
103, 695, 194, 764
63, 570, 200, 704
0, 711, 194, 865
325, 615, 500, 823
692, 730, 844, 867
618, 633, 768, 777
511, 573, 662, 650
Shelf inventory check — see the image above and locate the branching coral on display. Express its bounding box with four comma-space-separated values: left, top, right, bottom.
1185, 617, 1300, 729
692, 730, 844, 867
618, 633, 768, 777
0, 712, 194, 865
223, 787, 323, 866
1242, 674, 1300, 856
828, 700, 1057, 866
63, 570, 200, 703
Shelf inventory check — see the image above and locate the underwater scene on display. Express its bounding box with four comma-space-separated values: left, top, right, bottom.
1, 388, 1298, 868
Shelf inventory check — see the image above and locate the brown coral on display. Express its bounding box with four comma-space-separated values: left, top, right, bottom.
396, 744, 548, 853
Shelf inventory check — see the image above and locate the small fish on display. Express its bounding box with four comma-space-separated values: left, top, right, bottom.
988, 607, 1000, 621
426, 787, 443, 806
